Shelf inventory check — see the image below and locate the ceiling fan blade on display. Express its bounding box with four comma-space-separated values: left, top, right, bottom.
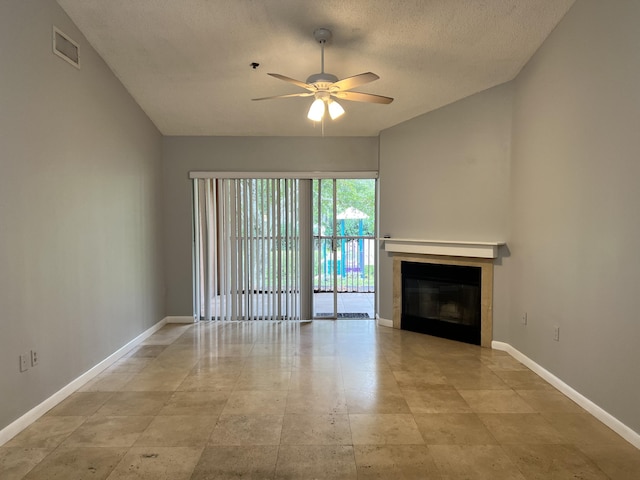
331, 72, 380, 92
268, 73, 315, 91
252, 92, 314, 101
333, 91, 394, 104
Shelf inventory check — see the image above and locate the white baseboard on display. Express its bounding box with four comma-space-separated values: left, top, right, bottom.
492, 341, 640, 449
376, 315, 394, 328
164, 316, 195, 324
0, 318, 167, 446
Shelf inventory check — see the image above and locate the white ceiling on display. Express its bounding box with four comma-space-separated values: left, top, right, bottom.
57, 0, 575, 137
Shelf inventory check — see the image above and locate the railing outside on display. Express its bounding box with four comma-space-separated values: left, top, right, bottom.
314, 237, 375, 293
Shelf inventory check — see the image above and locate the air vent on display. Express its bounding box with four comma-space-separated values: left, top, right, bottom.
53, 27, 80, 69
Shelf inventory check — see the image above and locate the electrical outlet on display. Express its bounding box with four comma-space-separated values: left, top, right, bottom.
522, 312, 528, 325
19, 353, 29, 372
31, 350, 39, 367
553, 326, 560, 341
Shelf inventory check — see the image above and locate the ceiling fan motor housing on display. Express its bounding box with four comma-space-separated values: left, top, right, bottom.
306, 72, 339, 87
313, 28, 332, 44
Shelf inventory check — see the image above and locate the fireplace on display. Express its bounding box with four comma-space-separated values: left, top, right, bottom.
401, 261, 481, 345
391, 250, 495, 348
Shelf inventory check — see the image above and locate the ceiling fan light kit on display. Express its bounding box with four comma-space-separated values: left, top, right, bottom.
253, 28, 393, 124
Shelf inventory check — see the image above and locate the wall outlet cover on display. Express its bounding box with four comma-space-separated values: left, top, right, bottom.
19, 354, 29, 372
31, 350, 39, 367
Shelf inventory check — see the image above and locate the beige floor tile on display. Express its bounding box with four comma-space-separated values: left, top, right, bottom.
191, 356, 246, 373
458, 389, 536, 413
96, 391, 172, 416
5, 416, 86, 449
205, 343, 260, 357
177, 371, 240, 391
354, 444, 442, 479
403, 389, 472, 414
478, 413, 567, 444
288, 369, 344, 391
103, 357, 155, 374
275, 445, 357, 480
392, 369, 451, 389
242, 355, 294, 370
480, 354, 531, 371
78, 373, 136, 392
285, 389, 348, 415
135, 415, 217, 447
106, 446, 203, 480
543, 413, 628, 445
578, 443, 640, 480
280, 414, 352, 445
429, 444, 527, 479
235, 369, 291, 390
122, 372, 188, 391
444, 370, 510, 390
502, 444, 610, 480
340, 355, 389, 371
350, 414, 424, 445
191, 445, 278, 479
493, 370, 556, 390
222, 390, 288, 415
62, 416, 153, 447
292, 355, 342, 371
22, 447, 127, 480
342, 370, 401, 391
434, 357, 485, 374
209, 414, 283, 445
249, 343, 297, 356
46, 392, 113, 417
516, 389, 585, 413
414, 413, 497, 445
346, 388, 411, 414
141, 362, 196, 376
158, 391, 229, 416
0, 447, 51, 480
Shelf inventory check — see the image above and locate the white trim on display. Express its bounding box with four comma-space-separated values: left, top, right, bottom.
492, 341, 640, 449
382, 238, 504, 259
165, 316, 196, 324
0, 318, 167, 446
52, 26, 80, 69
189, 171, 379, 180
376, 315, 393, 328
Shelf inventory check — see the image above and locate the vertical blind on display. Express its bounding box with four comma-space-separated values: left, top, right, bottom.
193, 178, 300, 320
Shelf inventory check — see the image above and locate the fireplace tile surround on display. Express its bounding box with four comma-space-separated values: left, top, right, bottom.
385, 239, 502, 348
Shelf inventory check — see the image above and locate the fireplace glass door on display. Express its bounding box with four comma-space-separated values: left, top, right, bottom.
401, 262, 481, 345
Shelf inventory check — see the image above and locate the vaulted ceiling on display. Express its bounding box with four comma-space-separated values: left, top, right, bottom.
57, 0, 575, 136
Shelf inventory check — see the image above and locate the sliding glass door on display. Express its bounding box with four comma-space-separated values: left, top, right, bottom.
312, 179, 376, 319
192, 173, 376, 321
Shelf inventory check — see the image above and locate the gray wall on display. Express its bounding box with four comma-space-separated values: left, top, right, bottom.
508, 0, 640, 432
0, 0, 164, 431
378, 83, 513, 328
162, 136, 378, 315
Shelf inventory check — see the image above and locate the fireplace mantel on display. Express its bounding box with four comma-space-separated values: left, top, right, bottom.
382, 238, 504, 259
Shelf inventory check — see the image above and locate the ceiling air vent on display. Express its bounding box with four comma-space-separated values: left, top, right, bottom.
53, 27, 80, 69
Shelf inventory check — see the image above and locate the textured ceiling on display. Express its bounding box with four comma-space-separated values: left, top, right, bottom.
57, 0, 575, 137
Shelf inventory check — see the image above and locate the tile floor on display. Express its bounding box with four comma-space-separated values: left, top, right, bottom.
1, 320, 639, 479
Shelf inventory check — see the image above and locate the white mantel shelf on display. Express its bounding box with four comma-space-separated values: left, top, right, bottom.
382, 238, 505, 259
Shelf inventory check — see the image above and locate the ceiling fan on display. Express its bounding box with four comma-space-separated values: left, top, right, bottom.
252, 28, 393, 122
